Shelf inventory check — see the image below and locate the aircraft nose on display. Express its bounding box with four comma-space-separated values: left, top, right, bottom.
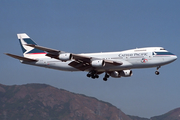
171, 55, 177, 62
166, 55, 177, 64
174, 55, 177, 61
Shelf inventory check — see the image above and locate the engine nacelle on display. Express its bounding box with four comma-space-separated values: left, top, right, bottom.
119, 70, 133, 77
59, 53, 72, 61
110, 71, 121, 78
91, 60, 105, 67
110, 70, 133, 78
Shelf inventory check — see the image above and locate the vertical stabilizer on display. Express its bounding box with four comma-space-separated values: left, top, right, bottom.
17, 33, 46, 58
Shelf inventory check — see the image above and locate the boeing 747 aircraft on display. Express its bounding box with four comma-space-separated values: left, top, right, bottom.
5, 33, 177, 81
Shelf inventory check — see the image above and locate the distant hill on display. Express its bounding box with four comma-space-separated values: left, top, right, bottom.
0, 83, 180, 120
128, 115, 149, 120
150, 108, 180, 120
0, 83, 132, 120
129, 107, 180, 120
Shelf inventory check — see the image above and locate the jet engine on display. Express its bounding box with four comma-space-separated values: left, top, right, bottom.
120, 70, 133, 77
59, 53, 72, 61
110, 71, 121, 78
110, 70, 133, 78
91, 60, 105, 67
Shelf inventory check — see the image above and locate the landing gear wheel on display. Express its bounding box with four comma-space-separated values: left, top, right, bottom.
91, 75, 96, 79
103, 78, 107, 81
155, 71, 159, 75
155, 66, 161, 75
87, 70, 98, 79
87, 74, 91, 77
95, 75, 99, 78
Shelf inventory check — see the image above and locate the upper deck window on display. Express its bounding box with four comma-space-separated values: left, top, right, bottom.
160, 48, 166, 50
155, 52, 174, 55
134, 49, 146, 52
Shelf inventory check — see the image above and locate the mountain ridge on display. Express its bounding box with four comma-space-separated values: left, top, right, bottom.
0, 83, 131, 120
0, 83, 180, 120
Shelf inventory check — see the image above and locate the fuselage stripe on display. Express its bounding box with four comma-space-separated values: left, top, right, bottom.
27, 53, 46, 55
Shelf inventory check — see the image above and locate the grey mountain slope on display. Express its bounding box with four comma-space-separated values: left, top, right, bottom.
0, 83, 179, 120
0, 83, 132, 120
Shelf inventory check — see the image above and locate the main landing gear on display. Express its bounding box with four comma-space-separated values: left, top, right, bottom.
103, 73, 109, 81
155, 66, 161, 75
87, 71, 109, 81
87, 70, 99, 79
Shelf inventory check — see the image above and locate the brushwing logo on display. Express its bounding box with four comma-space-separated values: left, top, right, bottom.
141, 58, 148, 63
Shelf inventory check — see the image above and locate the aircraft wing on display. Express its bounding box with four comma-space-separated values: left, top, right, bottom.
69, 54, 123, 71
26, 44, 61, 54
72, 54, 122, 65
26, 44, 123, 71
5, 53, 37, 62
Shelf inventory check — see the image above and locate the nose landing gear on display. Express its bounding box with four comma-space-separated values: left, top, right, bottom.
155, 66, 161, 75
155, 71, 159, 75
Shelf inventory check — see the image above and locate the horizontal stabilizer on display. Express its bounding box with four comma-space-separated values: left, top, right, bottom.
5, 53, 37, 62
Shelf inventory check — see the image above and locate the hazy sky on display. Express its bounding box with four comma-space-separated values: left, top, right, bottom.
1, 0, 180, 118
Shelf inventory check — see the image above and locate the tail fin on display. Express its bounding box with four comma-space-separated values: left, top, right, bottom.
17, 33, 46, 58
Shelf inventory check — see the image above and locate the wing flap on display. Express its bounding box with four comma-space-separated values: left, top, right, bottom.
68, 61, 92, 71
5, 53, 37, 62
104, 60, 123, 65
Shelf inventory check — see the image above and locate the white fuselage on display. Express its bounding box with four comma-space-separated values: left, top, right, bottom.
22, 47, 177, 72
6, 33, 177, 80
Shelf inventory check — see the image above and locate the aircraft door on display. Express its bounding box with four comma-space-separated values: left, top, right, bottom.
148, 52, 153, 60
